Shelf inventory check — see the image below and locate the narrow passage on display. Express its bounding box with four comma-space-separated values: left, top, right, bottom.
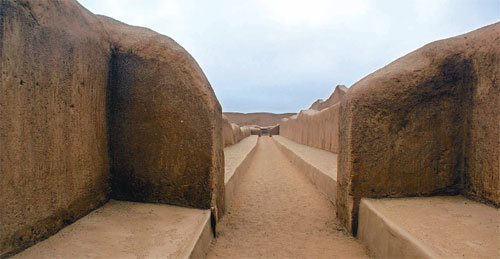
208, 136, 369, 258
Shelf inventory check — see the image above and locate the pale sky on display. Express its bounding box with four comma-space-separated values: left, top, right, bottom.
79, 0, 499, 113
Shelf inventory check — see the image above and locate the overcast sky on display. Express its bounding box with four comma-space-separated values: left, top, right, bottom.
79, 0, 499, 113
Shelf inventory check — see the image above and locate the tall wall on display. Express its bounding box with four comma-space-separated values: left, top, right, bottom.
0, 1, 111, 255
280, 103, 341, 153
309, 85, 347, 111
100, 16, 224, 213
337, 23, 499, 235
0, 1, 225, 256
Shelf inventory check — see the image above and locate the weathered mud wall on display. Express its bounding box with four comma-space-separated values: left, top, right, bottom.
280, 104, 341, 153
280, 84, 345, 153
1, 1, 225, 256
223, 115, 250, 147
0, 0, 111, 256
233, 124, 251, 143
269, 125, 280, 135
250, 127, 261, 135
223, 112, 295, 127
100, 16, 224, 213
223, 116, 235, 146
309, 85, 347, 111
337, 23, 500, 235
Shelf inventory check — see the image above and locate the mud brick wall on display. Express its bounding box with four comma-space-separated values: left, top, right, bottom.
337, 23, 499, 235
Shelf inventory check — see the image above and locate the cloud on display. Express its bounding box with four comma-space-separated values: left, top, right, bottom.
78, 0, 499, 113
258, 0, 372, 27
414, 0, 452, 23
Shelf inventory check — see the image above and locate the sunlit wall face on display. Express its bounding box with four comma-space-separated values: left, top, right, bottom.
79, 0, 499, 113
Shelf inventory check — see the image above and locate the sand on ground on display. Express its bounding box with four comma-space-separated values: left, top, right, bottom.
208, 136, 369, 258
273, 135, 337, 180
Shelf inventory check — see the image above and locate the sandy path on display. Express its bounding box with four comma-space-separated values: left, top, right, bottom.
208, 136, 369, 258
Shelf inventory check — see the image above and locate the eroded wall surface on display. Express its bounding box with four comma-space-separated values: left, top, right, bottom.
309, 85, 347, 111
100, 16, 224, 212
1, 1, 225, 256
0, 0, 110, 255
337, 23, 500, 235
280, 104, 341, 153
223, 115, 250, 147
280, 85, 346, 153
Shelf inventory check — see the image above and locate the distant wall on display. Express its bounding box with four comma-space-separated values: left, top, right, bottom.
223, 112, 295, 127
269, 125, 280, 135
233, 124, 251, 143
280, 85, 346, 153
250, 127, 261, 135
0, 0, 110, 256
223, 116, 251, 147
337, 23, 500, 235
309, 85, 347, 111
280, 104, 341, 153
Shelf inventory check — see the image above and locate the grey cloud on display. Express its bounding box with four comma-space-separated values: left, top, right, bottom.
79, 0, 499, 113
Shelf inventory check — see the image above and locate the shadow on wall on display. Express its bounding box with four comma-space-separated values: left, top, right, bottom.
0, 0, 224, 256
337, 22, 499, 235
269, 125, 280, 136
277, 23, 499, 236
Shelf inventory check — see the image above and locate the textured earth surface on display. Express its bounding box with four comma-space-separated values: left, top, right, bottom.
337, 22, 500, 234
1, 0, 224, 255
208, 137, 369, 258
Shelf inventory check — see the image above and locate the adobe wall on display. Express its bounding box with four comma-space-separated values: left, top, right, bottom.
309, 85, 347, 111
232, 123, 251, 144
250, 127, 261, 135
223, 116, 235, 146
222, 115, 250, 147
223, 112, 294, 127
0, 0, 111, 256
1, 1, 225, 256
100, 16, 225, 213
280, 104, 341, 153
269, 125, 280, 135
337, 23, 500, 235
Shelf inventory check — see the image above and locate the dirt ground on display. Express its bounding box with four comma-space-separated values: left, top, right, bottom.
208, 136, 369, 258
